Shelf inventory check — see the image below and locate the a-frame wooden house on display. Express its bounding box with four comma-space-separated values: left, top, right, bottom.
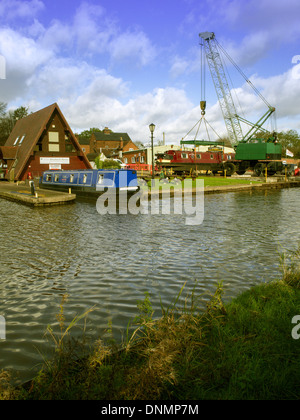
0, 103, 92, 181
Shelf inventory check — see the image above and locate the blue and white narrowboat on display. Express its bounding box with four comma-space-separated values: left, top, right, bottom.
39, 169, 140, 199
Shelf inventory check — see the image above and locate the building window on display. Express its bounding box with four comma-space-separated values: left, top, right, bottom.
124, 158, 128, 163
49, 132, 59, 142
49, 132, 60, 152
65, 133, 76, 152
140, 156, 144, 163
131, 157, 135, 163
18, 135, 26, 145
49, 144, 60, 152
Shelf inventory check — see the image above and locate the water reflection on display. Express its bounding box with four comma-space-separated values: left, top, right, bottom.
0, 188, 300, 383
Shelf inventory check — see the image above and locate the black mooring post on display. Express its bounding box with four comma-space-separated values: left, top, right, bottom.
29, 180, 35, 196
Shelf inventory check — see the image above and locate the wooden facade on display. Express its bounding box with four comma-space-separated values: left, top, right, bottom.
0, 103, 91, 181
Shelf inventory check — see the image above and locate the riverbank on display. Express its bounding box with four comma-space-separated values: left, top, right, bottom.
0, 181, 76, 206
1, 247, 300, 400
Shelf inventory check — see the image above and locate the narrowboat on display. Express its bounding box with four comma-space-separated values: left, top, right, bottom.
156, 148, 236, 175
39, 169, 140, 199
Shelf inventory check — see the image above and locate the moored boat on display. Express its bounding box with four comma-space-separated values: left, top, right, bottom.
39, 169, 140, 199
156, 148, 236, 175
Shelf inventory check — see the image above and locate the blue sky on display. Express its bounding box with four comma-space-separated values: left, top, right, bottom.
0, 0, 300, 144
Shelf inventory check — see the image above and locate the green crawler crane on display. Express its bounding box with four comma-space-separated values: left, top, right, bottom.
199, 31, 289, 176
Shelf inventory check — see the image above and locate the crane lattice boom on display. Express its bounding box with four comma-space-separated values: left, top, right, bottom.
199, 32, 243, 145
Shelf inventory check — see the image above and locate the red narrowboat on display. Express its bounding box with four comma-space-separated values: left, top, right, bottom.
156, 147, 236, 175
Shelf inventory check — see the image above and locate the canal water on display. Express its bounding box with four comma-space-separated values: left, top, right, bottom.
0, 187, 300, 384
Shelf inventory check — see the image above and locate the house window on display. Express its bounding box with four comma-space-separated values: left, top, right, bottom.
131, 157, 136, 163
35, 137, 43, 152
49, 144, 60, 152
18, 135, 26, 145
49, 132, 59, 142
49, 132, 60, 152
140, 156, 145, 163
123, 158, 128, 164
65, 133, 76, 152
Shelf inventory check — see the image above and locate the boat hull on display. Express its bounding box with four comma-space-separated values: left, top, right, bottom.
39, 169, 140, 201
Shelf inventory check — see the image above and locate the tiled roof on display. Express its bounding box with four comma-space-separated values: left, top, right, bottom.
92, 131, 131, 143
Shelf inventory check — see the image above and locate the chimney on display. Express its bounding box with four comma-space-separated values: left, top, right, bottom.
103, 127, 111, 135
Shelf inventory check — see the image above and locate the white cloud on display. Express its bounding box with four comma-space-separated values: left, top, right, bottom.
0, 28, 51, 73
109, 30, 157, 66
0, 0, 44, 20
62, 86, 194, 144
181, 0, 300, 68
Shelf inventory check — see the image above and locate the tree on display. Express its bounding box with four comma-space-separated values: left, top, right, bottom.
76, 128, 101, 142
0, 104, 30, 145
277, 130, 300, 158
134, 140, 145, 149
94, 155, 121, 169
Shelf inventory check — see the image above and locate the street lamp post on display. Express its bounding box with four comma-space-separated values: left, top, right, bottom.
149, 123, 155, 181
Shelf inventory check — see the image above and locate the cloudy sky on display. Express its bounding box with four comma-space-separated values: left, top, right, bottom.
0, 0, 300, 145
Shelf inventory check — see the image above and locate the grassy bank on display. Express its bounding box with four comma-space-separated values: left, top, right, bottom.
143, 176, 265, 188
196, 176, 261, 187
1, 250, 300, 400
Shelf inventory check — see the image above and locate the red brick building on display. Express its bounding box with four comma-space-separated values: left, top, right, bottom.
122, 148, 147, 166
88, 127, 138, 158
0, 103, 91, 181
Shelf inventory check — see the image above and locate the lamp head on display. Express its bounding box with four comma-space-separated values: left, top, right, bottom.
149, 123, 155, 133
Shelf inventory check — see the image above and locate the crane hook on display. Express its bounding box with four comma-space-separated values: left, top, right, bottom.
200, 100, 206, 116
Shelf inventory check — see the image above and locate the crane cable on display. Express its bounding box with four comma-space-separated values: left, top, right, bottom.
200, 41, 206, 102
215, 40, 273, 110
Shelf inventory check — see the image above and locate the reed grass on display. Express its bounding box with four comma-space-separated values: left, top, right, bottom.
2, 248, 300, 400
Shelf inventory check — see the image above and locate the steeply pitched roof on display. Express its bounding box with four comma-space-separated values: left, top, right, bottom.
4, 102, 91, 179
